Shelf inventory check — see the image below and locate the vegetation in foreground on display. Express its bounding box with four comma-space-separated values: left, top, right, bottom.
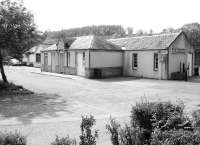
2, 100, 200, 145
106, 101, 200, 145
0, 131, 27, 145
0, 81, 33, 96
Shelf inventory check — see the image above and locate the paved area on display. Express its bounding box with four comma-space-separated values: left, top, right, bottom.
0, 66, 200, 145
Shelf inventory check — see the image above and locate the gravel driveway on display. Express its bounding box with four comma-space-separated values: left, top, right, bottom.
0, 66, 200, 145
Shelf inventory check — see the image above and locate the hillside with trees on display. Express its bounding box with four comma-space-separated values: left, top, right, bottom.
46, 25, 127, 39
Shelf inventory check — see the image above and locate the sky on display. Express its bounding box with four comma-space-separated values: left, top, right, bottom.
24, 0, 200, 33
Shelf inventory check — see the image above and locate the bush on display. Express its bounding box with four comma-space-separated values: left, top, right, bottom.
79, 115, 98, 145
151, 129, 200, 145
192, 110, 200, 128
106, 118, 120, 145
106, 101, 194, 145
106, 118, 147, 145
119, 125, 146, 145
0, 131, 27, 145
51, 135, 76, 145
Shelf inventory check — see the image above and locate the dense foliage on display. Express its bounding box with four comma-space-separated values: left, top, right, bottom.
0, 131, 27, 145
51, 115, 98, 145
51, 136, 77, 145
106, 101, 200, 145
46, 25, 127, 39
182, 23, 200, 47
0, 0, 43, 82
79, 115, 98, 145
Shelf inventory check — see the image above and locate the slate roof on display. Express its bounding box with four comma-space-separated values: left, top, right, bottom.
26, 44, 51, 54
126, 32, 181, 50
42, 44, 57, 51
108, 37, 131, 47
69, 35, 121, 50
108, 32, 182, 50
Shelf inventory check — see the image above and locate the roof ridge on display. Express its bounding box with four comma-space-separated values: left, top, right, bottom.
89, 35, 95, 49
109, 31, 181, 41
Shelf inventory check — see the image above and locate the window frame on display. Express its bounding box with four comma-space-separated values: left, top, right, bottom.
67, 52, 70, 67
154, 53, 158, 71
82, 52, 85, 66
132, 53, 138, 70
36, 53, 41, 63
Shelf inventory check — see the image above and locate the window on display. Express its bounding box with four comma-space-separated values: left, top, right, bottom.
65, 43, 70, 49
36, 53, 41, 63
67, 52, 70, 67
154, 53, 158, 70
132, 53, 138, 69
83, 52, 85, 66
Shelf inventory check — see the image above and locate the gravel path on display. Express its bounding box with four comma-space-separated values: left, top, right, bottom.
0, 66, 200, 145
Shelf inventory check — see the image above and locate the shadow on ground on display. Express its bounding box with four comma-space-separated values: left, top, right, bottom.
0, 93, 72, 124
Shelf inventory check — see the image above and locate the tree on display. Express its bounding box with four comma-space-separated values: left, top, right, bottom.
0, 0, 38, 83
161, 27, 176, 34
127, 27, 133, 36
79, 115, 98, 145
136, 29, 144, 36
181, 23, 200, 47
149, 29, 153, 35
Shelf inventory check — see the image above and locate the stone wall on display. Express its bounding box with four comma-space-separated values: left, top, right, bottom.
63, 67, 77, 75
85, 67, 123, 78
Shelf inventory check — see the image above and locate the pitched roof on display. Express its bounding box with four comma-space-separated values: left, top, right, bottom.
125, 32, 181, 50
42, 44, 57, 51
108, 37, 131, 47
69, 35, 121, 50
42, 38, 59, 45
108, 32, 183, 50
69, 36, 94, 50
26, 44, 51, 54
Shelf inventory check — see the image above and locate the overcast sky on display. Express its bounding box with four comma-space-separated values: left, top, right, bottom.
24, 0, 200, 33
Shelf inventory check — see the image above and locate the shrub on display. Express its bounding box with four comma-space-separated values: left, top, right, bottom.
119, 125, 146, 145
130, 101, 154, 130
151, 102, 191, 131
79, 115, 98, 145
0, 131, 27, 145
192, 110, 200, 128
106, 118, 120, 145
151, 129, 200, 145
51, 135, 77, 145
106, 118, 147, 145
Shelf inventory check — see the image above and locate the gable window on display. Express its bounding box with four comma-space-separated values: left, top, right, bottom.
154, 53, 158, 71
36, 53, 41, 63
67, 52, 70, 67
132, 53, 138, 70
83, 52, 85, 66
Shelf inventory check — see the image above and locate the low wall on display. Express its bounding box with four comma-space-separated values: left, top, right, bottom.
86, 67, 123, 78
63, 67, 76, 75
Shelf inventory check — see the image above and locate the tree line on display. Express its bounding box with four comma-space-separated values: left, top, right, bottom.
46, 23, 200, 48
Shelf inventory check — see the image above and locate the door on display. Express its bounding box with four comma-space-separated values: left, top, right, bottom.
76, 52, 85, 76
187, 53, 193, 77
51, 52, 56, 72
44, 53, 48, 71
59, 52, 64, 73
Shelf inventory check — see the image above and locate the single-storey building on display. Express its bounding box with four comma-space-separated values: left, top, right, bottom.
109, 31, 194, 79
41, 36, 123, 78
23, 45, 44, 67
22, 38, 59, 67
41, 31, 195, 79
